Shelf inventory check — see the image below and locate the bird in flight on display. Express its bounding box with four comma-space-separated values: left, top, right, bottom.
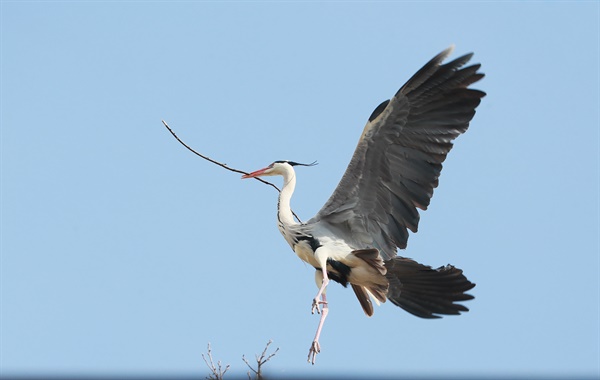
242, 46, 485, 364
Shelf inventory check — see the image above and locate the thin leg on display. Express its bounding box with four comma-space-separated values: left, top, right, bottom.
308, 293, 328, 365
311, 269, 330, 315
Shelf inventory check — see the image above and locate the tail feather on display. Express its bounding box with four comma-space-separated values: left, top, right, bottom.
385, 256, 475, 319
351, 284, 374, 317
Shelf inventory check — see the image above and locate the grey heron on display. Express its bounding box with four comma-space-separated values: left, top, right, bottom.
242, 46, 484, 364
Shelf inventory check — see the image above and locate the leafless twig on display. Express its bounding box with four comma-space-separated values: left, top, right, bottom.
161, 120, 302, 223
202, 343, 230, 380
242, 340, 280, 380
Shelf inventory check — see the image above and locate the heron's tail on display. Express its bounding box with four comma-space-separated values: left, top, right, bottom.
384, 257, 475, 319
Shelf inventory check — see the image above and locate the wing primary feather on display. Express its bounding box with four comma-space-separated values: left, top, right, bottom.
397, 46, 456, 96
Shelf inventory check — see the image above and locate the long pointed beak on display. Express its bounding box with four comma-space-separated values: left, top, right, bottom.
241, 167, 269, 179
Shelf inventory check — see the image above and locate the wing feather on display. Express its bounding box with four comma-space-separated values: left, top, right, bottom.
310, 47, 485, 259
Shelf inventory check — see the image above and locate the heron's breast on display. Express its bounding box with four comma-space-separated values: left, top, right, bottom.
293, 239, 320, 268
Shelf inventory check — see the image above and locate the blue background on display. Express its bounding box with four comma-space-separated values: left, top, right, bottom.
2, 1, 598, 378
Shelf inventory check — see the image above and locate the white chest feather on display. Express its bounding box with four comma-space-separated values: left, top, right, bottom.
293, 240, 320, 267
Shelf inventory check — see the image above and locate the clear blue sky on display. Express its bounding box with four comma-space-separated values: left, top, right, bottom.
2, 1, 598, 379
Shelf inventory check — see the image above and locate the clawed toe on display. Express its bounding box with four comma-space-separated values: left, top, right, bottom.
307, 340, 321, 365
311, 298, 327, 314
311, 298, 321, 314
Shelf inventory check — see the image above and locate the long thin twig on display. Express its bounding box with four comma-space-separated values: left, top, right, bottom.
161, 120, 302, 222
242, 340, 280, 380
162, 120, 279, 190
201, 343, 230, 380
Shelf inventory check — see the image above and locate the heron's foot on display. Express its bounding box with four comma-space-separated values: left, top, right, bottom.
307, 340, 321, 365
311, 298, 327, 314
311, 298, 320, 314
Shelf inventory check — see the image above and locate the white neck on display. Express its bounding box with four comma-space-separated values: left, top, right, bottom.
278, 165, 297, 226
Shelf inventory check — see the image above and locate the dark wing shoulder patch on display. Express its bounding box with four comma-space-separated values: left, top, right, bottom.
368, 99, 390, 122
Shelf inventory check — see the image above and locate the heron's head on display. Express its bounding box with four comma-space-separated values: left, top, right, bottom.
241, 160, 317, 179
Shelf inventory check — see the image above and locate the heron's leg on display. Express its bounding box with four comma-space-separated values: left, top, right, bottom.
311, 252, 330, 314
308, 293, 328, 365
311, 268, 330, 315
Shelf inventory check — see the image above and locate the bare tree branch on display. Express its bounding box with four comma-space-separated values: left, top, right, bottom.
161, 120, 303, 223
201, 343, 230, 380
242, 340, 280, 380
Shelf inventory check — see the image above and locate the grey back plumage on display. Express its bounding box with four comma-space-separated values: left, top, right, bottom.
309, 46, 485, 260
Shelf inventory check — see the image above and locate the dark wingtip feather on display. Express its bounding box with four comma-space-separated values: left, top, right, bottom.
398, 46, 456, 96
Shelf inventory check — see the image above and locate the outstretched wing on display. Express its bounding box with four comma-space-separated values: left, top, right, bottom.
310, 46, 485, 260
